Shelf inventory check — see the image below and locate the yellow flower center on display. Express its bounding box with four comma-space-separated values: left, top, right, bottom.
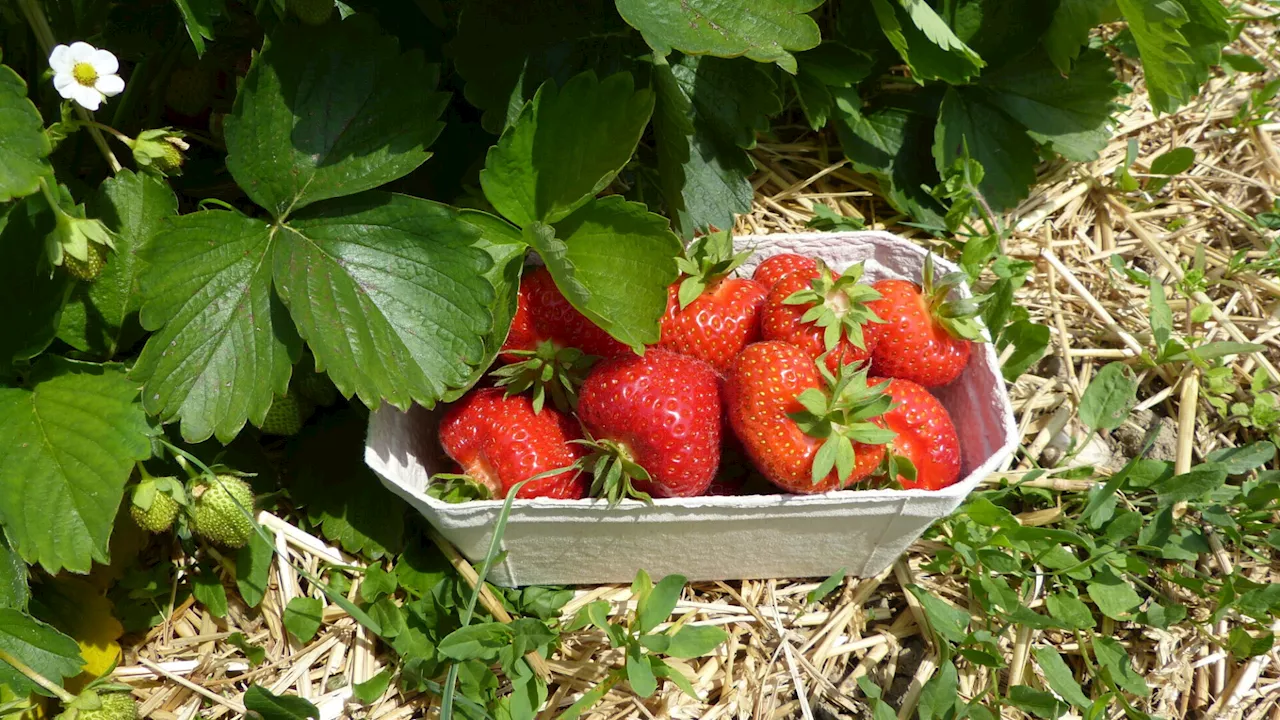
72, 62, 98, 86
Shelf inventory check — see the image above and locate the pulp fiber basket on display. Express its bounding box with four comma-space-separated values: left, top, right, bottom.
364, 231, 1019, 587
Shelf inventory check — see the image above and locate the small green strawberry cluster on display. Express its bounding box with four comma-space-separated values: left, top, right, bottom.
257, 359, 341, 436
431, 237, 983, 505
127, 467, 257, 548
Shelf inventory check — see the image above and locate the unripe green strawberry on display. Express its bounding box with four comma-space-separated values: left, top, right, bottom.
295, 370, 338, 407
61, 691, 138, 720
165, 66, 214, 118
288, 0, 333, 25
130, 485, 180, 533
63, 242, 108, 282
259, 392, 314, 435
190, 475, 255, 548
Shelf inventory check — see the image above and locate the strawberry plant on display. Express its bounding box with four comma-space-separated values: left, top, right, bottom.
0, 0, 1251, 716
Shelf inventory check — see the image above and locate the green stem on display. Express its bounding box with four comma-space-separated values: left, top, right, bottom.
74, 120, 134, 146
0, 647, 76, 704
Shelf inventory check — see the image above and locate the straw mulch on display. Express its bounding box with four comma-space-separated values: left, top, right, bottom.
114, 8, 1280, 719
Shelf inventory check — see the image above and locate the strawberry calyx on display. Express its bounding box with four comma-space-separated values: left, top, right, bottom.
490, 340, 597, 413
878, 451, 918, 489
427, 474, 494, 503
573, 438, 654, 507
674, 230, 754, 309
787, 358, 897, 486
782, 262, 884, 351
921, 253, 986, 342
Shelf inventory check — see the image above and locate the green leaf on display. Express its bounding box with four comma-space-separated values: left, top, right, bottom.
1228, 626, 1275, 658
1006, 685, 1067, 719
869, 0, 984, 84
934, 87, 1037, 211
1045, 592, 1094, 630
439, 623, 514, 661
652, 54, 780, 237
480, 71, 654, 227
626, 644, 658, 697
615, 0, 822, 73
0, 62, 52, 202
0, 198, 73, 377
980, 49, 1120, 162
1222, 53, 1268, 73
452, 0, 641, 133
1078, 362, 1138, 432
276, 193, 494, 411
353, 669, 392, 704
1150, 147, 1196, 176
908, 585, 970, 644
224, 19, 448, 218
171, 0, 220, 56
1153, 462, 1229, 506
0, 609, 82, 698
192, 568, 229, 618
1044, 0, 1114, 72
807, 568, 846, 604
917, 659, 959, 720
529, 197, 680, 351
284, 597, 324, 643
663, 625, 728, 658
1092, 636, 1149, 696
1171, 341, 1267, 363
360, 565, 397, 604
998, 319, 1050, 381
0, 360, 153, 574
834, 101, 945, 226
236, 527, 275, 608
1115, 0, 1230, 114
134, 210, 299, 443
0, 538, 27, 613
1206, 442, 1276, 475
243, 685, 320, 720
289, 410, 406, 558
59, 170, 178, 359
1034, 647, 1091, 710
638, 574, 685, 634
1086, 568, 1143, 619
228, 632, 267, 666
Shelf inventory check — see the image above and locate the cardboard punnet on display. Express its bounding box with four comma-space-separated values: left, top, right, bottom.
364, 231, 1019, 587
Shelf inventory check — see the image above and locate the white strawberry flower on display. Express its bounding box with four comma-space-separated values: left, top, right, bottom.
49, 42, 124, 112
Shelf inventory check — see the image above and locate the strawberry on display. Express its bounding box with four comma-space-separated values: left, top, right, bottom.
577, 349, 721, 500
760, 263, 884, 372
494, 266, 629, 411
874, 377, 962, 491
657, 232, 767, 373
752, 253, 818, 288
867, 255, 983, 387
500, 267, 630, 360
62, 241, 108, 282
724, 341, 893, 494
438, 388, 588, 499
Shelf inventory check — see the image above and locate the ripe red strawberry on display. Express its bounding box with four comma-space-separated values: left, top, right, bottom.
874, 378, 961, 491
752, 253, 818, 288
495, 266, 629, 412
438, 388, 588, 499
500, 267, 631, 360
867, 255, 983, 387
577, 349, 721, 500
657, 232, 767, 373
724, 341, 893, 494
760, 263, 884, 372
